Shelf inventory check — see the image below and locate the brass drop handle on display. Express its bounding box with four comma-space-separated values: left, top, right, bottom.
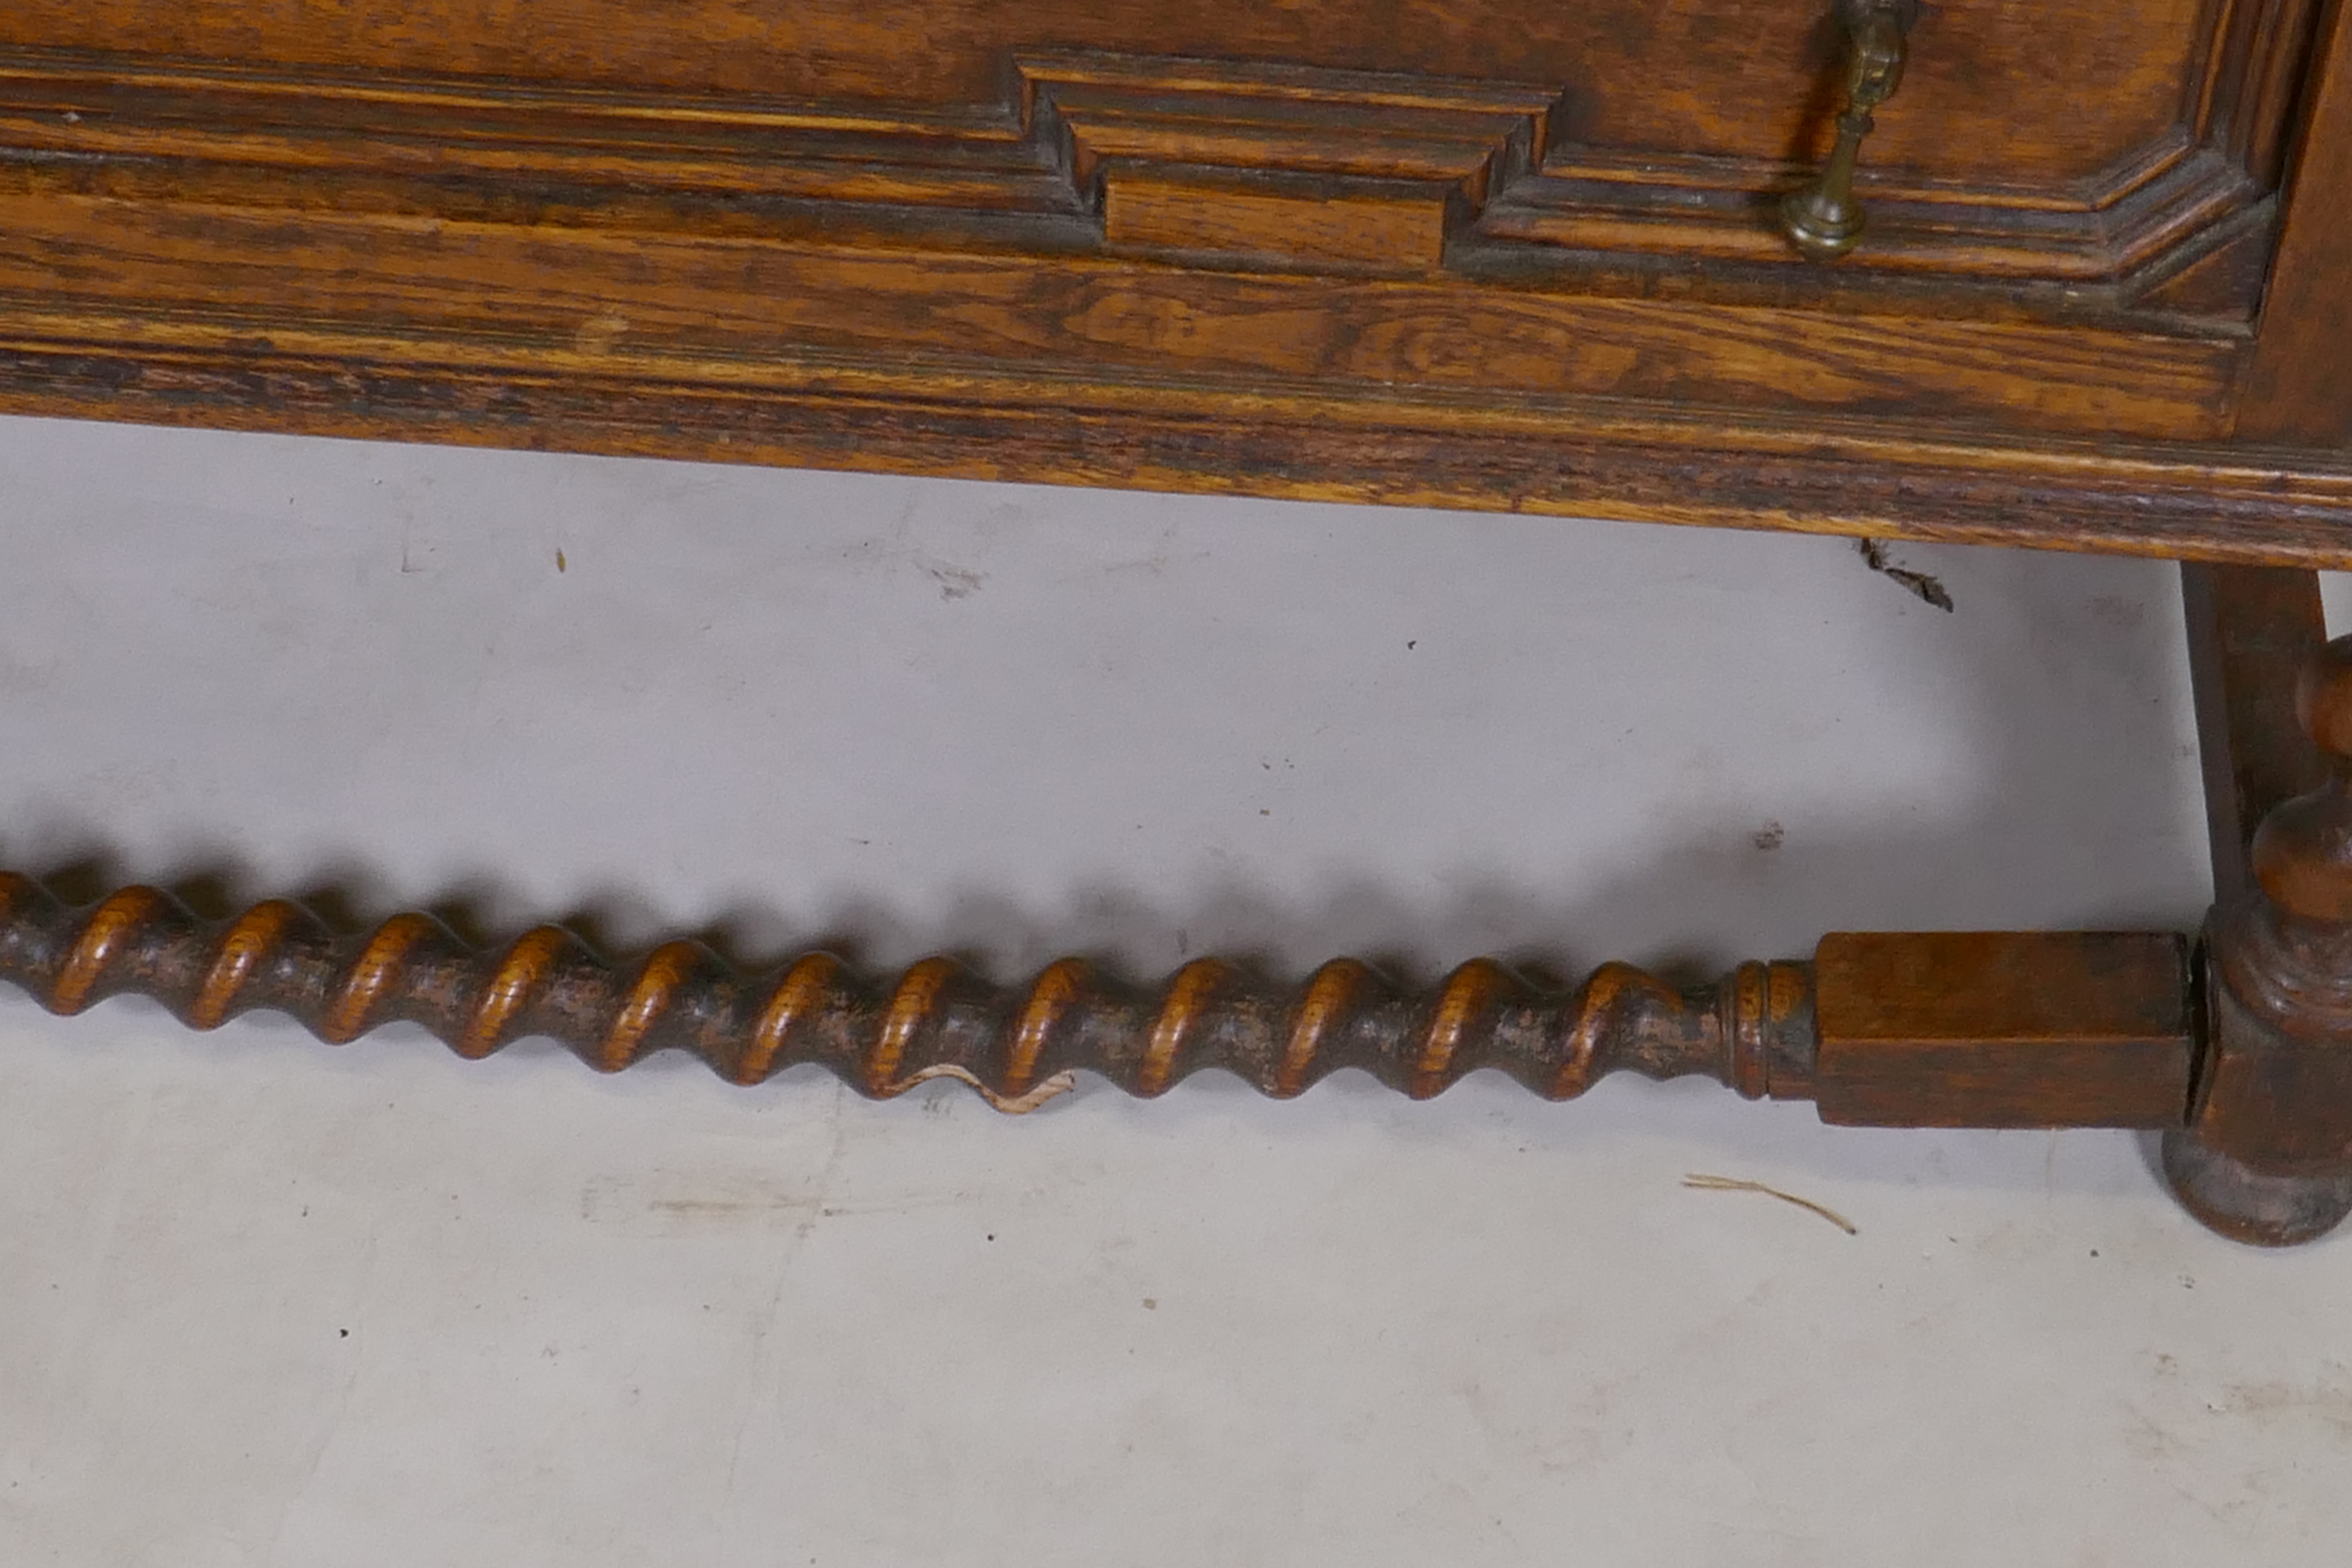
1780, 0, 1919, 262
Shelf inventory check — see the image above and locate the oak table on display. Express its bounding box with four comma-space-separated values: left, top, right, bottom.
2, 0, 2350, 1241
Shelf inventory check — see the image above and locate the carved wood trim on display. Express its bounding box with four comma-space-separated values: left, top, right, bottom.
0, 47, 1079, 221
1485, 0, 2330, 305
2170, 598, 2352, 1243
0, 36, 2319, 309
0, 870, 1815, 1105
0, 869, 2199, 1133
2, 39, 2348, 555
1474, 140, 2262, 288
2200, 0, 2334, 185
0, 47, 1560, 275
0, 315, 2346, 562
2240, 0, 2352, 442
1017, 51, 1553, 270
1815, 931, 2193, 1128
0, 160, 2251, 443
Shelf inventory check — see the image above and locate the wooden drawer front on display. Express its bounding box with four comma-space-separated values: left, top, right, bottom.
1, 0, 2347, 558
0, 0, 2316, 318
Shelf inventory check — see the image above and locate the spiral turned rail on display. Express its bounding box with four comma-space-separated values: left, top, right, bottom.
0, 872, 1820, 1110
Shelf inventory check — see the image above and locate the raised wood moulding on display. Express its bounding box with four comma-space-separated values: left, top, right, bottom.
1815, 930, 2194, 1127
0, 39, 2301, 308
1480, 0, 2331, 309
2, 311, 2349, 561
1478, 138, 2266, 295
0, 173, 2253, 442
0, 47, 1560, 273
1021, 51, 1557, 270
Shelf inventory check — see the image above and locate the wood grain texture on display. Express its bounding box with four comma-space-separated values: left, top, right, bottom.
1482, 0, 2321, 302
2181, 565, 2328, 909
1103, 170, 1454, 269
0, 17, 2344, 555
1025, 50, 1557, 189
1025, 53, 1553, 271
2209, 0, 2336, 185
1814, 932, 2195, 1128
0, 870, 1820, 1105
0, 38, 2300, 312
2247, 639, 2352, 924
1480, 143, 2265, 299
3, 305, 2350, 561
0, 182, 2247, 439
0, 0, 2207, 191
2241, 0, 2352, 443
2176, 626, 2352, 1241
0, 866, 2227, 1135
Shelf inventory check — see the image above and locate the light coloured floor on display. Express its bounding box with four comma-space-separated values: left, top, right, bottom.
2, 416, 2348, 1566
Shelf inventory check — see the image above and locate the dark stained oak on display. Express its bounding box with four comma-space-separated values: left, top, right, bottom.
0, 869, 2212, 1133
1814, 932, 2195, 1128
0, 0, 2225, 193
0, 185, 2246, 438
0, 38, 2281, 302
2181, 565, 2330, 909
5, 316, 2351, 562
0, 869, 1821, 1105
2241, 0, 2352, 444
2, 0, 2352, 1240
0, 2, 2347, 554
2172, 603, 2352, 1244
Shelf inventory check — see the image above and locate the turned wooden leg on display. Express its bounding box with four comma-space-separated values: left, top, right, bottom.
2169, 566, 2352, 1245
0, 873, 1824, 1106
0, 577, 2247, 1177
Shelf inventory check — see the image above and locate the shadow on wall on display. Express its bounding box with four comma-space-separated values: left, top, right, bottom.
1, 516, 2206, 1003
0, 419, 2234, 1209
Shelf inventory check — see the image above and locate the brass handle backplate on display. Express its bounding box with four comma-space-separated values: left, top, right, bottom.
1780, 0, 1919, 262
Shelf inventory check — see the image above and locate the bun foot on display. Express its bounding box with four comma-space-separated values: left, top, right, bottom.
2162, 1130, 2352, 1247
